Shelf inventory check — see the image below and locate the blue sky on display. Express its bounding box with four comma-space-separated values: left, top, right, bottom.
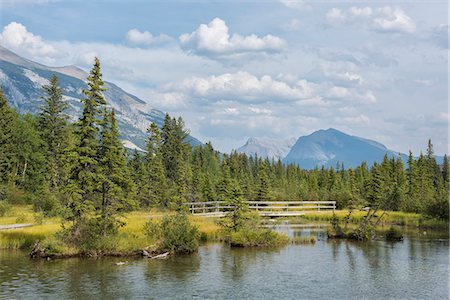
0, 0, 448, 155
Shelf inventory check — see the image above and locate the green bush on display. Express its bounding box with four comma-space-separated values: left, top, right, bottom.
144, 213, 200, 254
385, 226, 404, 241
62, 216, 123, 252
229, 228, 289, 247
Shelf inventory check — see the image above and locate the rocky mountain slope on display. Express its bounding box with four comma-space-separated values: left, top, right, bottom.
0, 46, 201, 150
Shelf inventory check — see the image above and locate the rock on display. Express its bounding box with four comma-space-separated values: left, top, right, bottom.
141, 249, 151, 257
151, 252, 170, 259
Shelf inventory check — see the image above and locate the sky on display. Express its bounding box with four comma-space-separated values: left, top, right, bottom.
0, 0, 448, 155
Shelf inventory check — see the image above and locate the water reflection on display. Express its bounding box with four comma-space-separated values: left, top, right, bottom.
0, 228, 448, 299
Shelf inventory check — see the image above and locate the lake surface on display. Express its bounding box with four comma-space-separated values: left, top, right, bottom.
0, 227, 448, 299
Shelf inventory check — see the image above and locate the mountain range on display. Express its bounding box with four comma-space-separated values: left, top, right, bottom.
0, 46, 201, 150
238, 128, 443, 169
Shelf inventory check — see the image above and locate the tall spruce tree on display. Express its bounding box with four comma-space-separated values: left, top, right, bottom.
66, 57, 106, 224
256, 161, 271, 201
98, 109, 134, 235
142, 123, 167, 207
0, 89, 20, 185
39, 74, 69, 191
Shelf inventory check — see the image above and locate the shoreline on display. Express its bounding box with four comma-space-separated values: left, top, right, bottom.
1, 206, 448, 258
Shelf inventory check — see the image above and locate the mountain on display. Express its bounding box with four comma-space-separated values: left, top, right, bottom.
0, 46, 201, 149
237, 137, 296, 161
283, 128, 407, 169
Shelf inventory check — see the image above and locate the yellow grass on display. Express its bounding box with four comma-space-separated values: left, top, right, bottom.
2, 206, 444, 253
0, 206, 222, 252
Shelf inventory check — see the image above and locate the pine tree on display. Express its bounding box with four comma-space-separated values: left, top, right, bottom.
98, 109, 134, 235
256, 161, 271, 201
66, 57, 106, 224
368, 163, 384, 208
142, 123, 167, 207
39, 74, 69, 191
0, 89, 20, 185
217, 161, 233, 202
226, 180, 249, 232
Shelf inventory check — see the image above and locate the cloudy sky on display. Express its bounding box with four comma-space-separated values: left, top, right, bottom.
0, 0, 448, 155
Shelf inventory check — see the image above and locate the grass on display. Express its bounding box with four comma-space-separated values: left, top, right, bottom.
2, 206, 446, 254
0, 206, 223, 253
228, 228, 289, 247
288, 210, 448, 229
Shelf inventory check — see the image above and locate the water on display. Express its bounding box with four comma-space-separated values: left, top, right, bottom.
1, 228, 448, 299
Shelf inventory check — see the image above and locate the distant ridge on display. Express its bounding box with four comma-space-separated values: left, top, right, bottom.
238, 128, 443, 169
237, 137, 296, 161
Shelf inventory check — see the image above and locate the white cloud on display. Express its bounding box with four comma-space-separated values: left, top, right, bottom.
165, 71, 315, 102
0, 22, 59, 62
373, 7, 416, 33
125, 29, 171, 46
179, 18, 286, 58
326, 6, 416, 34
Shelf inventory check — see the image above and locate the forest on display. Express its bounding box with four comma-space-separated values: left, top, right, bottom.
0, 58, 448, 246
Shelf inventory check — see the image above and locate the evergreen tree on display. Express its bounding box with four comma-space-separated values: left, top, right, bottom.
66, 57, 106, 224
225, 180, 249, 232
217, 161, 233, 202
256, 161, 271, 201
39, 74, 69, 191
0, 89, 20, 185
368, 163, 384, 208
142, 123, 167, 207
98, 109, 134, 235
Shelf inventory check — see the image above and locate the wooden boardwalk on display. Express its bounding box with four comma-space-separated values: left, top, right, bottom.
184, 201, 336, 217
0, 223, 33, 230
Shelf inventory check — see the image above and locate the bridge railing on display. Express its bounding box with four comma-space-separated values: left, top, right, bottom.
183, 201, 336, 216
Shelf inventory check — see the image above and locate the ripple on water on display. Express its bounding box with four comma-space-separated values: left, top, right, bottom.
0, 230, 448, 299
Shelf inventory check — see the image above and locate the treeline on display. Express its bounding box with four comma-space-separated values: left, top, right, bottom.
0, 58, 448, 234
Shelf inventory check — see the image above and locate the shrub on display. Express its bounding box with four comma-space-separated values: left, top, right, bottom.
229, 228, 289, 247
385, 226, 404, 241
144, 213, 200, 254
62, 216, 123, 252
